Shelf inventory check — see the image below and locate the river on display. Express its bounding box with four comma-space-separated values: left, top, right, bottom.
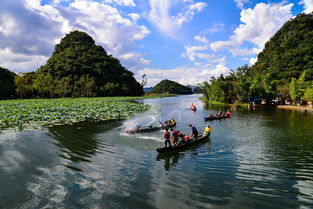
0, 94, 313, 209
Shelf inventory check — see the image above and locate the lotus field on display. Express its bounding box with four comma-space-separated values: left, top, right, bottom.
0, 97, 150, 132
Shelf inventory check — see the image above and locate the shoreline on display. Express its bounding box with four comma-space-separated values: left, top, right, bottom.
277, 105, 313, 112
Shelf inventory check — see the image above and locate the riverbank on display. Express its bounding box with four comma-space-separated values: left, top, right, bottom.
0, 97, 151, 132
199, 96, 249, 109
277, 105, 313, 112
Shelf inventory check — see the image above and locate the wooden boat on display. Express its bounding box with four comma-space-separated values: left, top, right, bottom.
127, 123, 176, 134
156, 133, 210, 153
204, 115, 230, 121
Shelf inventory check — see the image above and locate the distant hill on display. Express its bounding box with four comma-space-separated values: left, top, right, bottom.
151, 79, 192, 94
0, 66, 15, 99
35, 30, 143, 97
144, 87, 153, 92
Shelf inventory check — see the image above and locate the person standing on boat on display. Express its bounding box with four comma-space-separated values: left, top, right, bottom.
204, 124, 212, 136
171, 128, 179, 146
189, 124, 198, 138
163, 128, 171, 147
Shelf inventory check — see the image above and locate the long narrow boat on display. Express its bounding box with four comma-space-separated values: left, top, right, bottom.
127, 123, 176, 134
156, 134, 210, 153
204, 115, 230, 121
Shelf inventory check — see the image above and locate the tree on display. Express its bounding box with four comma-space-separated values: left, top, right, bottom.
54, 77, 72, 97
289, 78, 300, 103
0, 66, 16, 99
303, 87, 313, 102
141, 74, 147, 87
33, 73, 56, 98
14, 73, 36, 98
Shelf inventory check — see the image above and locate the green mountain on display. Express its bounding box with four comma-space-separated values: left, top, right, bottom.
203, 13, 313, 104
0, 66, 15, 99
252, 13, 313, 82
35, 30, 143, 97
151, 79, 192, 94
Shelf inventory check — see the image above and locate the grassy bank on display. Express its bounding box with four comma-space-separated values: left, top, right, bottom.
199, 96, 250, 109
0, 97, 151, 132
143, 92, 176, 98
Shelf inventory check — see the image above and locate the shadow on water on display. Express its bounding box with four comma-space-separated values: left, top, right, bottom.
47, 120, 121, 172
156, 152, 180, 171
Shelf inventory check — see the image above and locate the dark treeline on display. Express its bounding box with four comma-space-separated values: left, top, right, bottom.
204, 13, 313, 104
1, 30, 143, 99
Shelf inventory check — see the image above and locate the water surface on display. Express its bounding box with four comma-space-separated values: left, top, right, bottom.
0, 94, 313, 209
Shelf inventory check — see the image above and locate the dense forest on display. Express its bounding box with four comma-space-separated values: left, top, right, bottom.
1, 30, 143, 99
204, 13, 313, 104
0, 67, 15, 99
151, 79, 192, 94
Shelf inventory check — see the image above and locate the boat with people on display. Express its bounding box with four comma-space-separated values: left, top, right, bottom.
156, 133, 210, 153
126, 119, 176, 133
190, 103, 197, 111
204, 110, 231, 121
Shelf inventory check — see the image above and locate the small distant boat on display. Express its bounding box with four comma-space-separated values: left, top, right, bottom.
156, 134, 210, 153
204, 115, 230, 121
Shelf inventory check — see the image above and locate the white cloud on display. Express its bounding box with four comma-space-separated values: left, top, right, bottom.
137, 63, 230, 86
119, 52, 151, 71
0, 0, 149, 73
182, 45, 214, 62
250, 57, 257, 65
300, 0, 313, 13
104, 0, 135, 7
203, 22, 225, 34
0, 48, 48, 72
210, 2, 293, 56
194, 35, 208, 43
234, 0, 249, 9
148, 0, 207, 37
128, 13, 141, 21
176, 2, 207, 25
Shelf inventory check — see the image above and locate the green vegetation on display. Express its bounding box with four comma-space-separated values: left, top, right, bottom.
0, 97, 150, 132
151, 79, 192, 94
1, 30, 143, 99
144, 92, 176, 98
0, 67, 16, 99
203, 13, 313, 104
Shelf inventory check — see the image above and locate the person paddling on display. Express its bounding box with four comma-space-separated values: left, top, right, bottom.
163, 128, 171, 148
189, 124, 198, 138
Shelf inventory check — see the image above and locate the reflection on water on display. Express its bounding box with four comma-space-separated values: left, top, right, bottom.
156, 152, 180, 171
47, 121, 120, 171
0, 95, 313, 209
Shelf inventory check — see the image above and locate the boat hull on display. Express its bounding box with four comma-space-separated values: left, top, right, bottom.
204, 115, 230, 121
156, 134, 210, 153
128, 123, 176, 134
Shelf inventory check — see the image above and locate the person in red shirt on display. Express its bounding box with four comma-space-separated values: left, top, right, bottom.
171, 128, 179, 146
163, 128, 171, 147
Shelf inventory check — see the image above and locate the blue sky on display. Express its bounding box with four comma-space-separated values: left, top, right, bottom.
0, 0, 312, 86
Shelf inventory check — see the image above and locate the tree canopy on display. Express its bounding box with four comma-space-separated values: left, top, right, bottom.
0, 66, 15, 99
